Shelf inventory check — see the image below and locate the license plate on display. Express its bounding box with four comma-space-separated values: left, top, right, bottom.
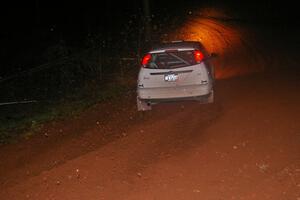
164, 74, 178, 82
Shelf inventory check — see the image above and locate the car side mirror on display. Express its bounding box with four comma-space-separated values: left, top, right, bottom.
210, 52, 218, 58
204, 52, 217, 61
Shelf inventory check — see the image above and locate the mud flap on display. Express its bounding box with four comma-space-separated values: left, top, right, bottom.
137, 97, 152, 111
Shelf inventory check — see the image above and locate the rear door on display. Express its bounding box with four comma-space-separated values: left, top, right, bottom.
140, 49, 204, 88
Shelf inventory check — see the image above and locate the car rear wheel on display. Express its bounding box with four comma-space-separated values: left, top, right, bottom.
137, 97, 152, 111
206, 90, 214, 103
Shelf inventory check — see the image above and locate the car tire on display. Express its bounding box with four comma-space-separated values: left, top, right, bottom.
137, 97, 152, 111
207, 90, 214, 103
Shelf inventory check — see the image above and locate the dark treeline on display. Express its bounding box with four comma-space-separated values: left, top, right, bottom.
1, 0, 299, 77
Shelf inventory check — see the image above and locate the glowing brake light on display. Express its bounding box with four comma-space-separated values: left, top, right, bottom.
194, 50, 204, 63
141, 54, 151, 66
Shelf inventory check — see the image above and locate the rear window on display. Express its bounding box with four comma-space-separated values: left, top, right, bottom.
146, 50, 196, 69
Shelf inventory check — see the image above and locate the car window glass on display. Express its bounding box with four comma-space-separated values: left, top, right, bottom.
147, 51, 196, 69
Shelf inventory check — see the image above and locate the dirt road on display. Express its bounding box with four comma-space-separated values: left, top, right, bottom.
0, 12, 299, 199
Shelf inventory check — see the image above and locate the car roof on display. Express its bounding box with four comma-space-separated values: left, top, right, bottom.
150, 41, 204, 52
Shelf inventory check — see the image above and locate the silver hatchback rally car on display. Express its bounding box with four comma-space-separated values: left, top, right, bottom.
137, 41, 215, 111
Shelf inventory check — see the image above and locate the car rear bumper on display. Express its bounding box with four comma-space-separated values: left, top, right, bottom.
137, 84, 212, 100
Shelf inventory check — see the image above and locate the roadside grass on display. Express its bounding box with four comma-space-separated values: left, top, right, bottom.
0, 71, 136, 144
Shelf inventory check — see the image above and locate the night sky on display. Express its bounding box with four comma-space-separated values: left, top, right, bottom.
1, 0, 299, 33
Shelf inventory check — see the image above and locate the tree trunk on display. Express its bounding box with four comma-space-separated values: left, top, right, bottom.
143, 0, 151, 43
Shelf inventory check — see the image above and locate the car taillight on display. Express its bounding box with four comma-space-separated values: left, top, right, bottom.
141, 54, 151, 66
194, 50, 204, 63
